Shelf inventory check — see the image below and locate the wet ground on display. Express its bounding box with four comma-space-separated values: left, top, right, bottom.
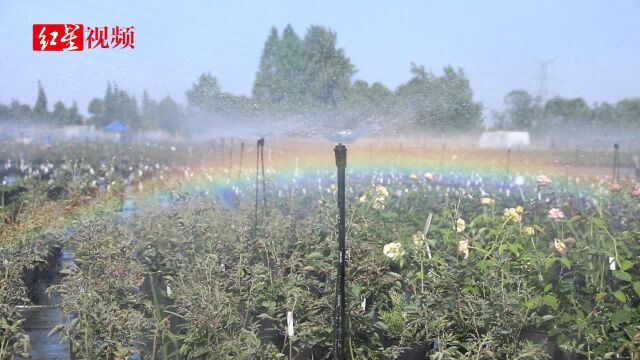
17, 250, 75, 360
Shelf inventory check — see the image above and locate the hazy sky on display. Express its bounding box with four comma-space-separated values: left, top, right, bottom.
1, 0, 639, 116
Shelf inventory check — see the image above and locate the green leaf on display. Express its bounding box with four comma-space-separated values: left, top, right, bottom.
612, 290, 627, 303
592, 218, 605, 229
48, 324, 65, 337
567, 215, 582, 224
612, 271, 632, 282
306, 252, 323, 260
559, 257, 571, 268
542, 294, 559, 311
619, 260, 633, 271
192, 347, 209, 357
632, 282, 640, 297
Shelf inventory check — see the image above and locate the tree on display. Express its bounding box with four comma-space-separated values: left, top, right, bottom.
0, 104, 10, 121
156, 96, 183, 134
342, 80, 394, 125
503, 90, 542, 129
186, 73, 245, 114
301, 25, 356, 106
396, 64, 482, 131
33, 80, 48, 120
10, 100, 32, 122
51, 101, 68, 124
591, 102, 617, 126
87, 83, 139, 128
140, 90, 158, 130
88, 98, 104, 125
616, 98, 640, 127
186, 73, 223, 112
253, 27, 282, 103
543, 97, 589, 126
67, 101, 83, 125
253, 25, 356, 112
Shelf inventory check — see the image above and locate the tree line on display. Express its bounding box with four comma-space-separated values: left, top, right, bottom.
1, 24, 638, 133
494, 90, 640, 132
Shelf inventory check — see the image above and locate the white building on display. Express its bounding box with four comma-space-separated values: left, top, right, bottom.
478, 131, 530, 148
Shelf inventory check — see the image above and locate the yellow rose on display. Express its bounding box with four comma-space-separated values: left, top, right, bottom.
553, 239, 567, 255
455, 218, 466, 233
383, 242, 404, 260
412, 232, 425, 247
424, 172, 433, 181
457, 240, 469, 259
480, 197, 495, 205
375, 185, 389, 198
523, 226, 535, 236
503, 208, 522, 223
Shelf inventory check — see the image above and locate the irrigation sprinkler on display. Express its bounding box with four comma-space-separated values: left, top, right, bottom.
613, 143, 620, 182
333, 143, 347, 360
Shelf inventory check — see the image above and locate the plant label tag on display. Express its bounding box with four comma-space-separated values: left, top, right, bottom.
287, 311, 294, 337
360, 296, 366, 311
608, 257, 616, 271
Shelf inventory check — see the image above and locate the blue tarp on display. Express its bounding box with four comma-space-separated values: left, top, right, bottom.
103, 121, 128, 132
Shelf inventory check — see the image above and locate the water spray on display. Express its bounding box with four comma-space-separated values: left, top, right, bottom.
333, 143, 347, 360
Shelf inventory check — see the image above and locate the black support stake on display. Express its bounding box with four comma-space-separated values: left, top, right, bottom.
260, 139, 267, 209
613, 143, 620, 183
254, 139, 263, 235
238, 142, 244, 179
229, 138, 234, 171
333, 143, 347, 360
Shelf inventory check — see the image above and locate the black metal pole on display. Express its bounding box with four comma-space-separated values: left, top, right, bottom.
238, 142, 244, 179
229, 138, 234, 171
613, 143, 619, 182
333, 143, 347, 360
260, 139, 267, 209
254, 139, 262, 235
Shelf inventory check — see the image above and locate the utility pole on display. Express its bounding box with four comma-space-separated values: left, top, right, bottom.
536, 60, 553, 102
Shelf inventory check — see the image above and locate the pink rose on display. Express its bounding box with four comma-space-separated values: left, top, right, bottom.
548, 208, 564, 219
536, 175, 552, 187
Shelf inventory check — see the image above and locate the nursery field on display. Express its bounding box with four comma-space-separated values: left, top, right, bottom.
1, 136, 640, 359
